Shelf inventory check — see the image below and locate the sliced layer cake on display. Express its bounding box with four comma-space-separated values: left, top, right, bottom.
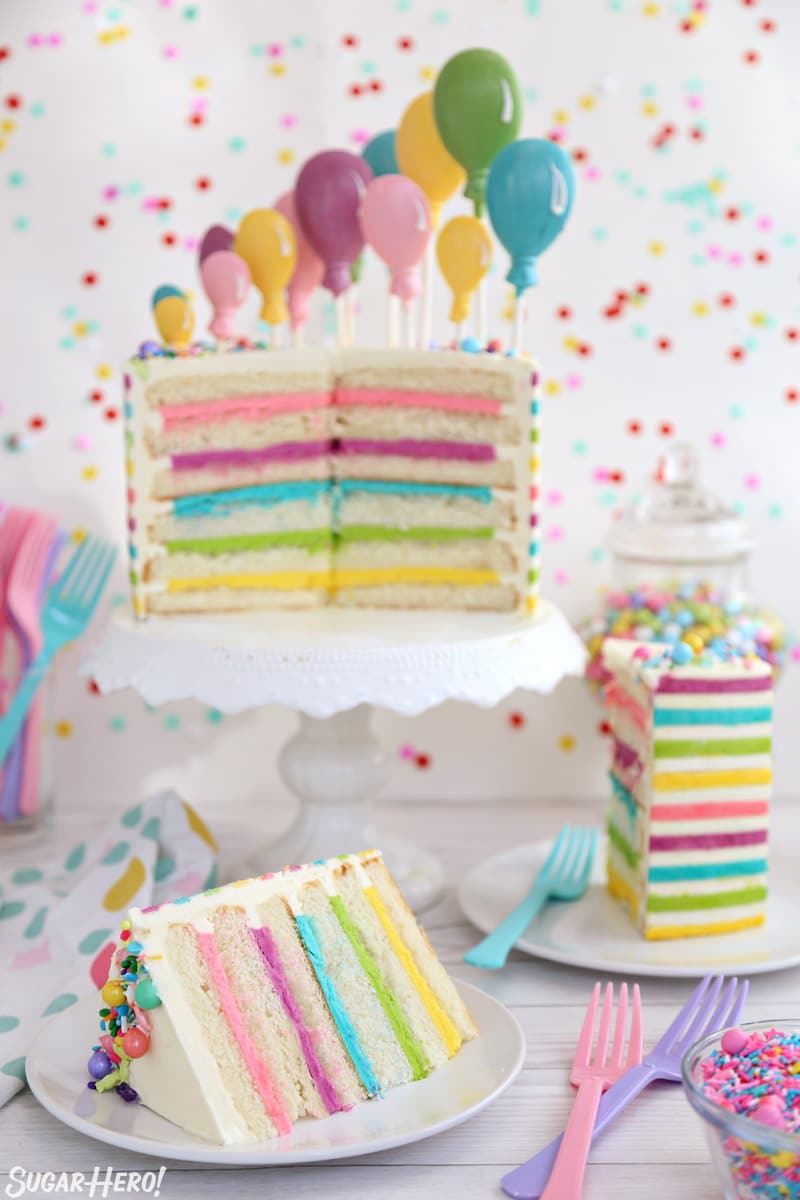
86, 851, 476, 1144
124, 346, 540, 616
603, 638, 772, 941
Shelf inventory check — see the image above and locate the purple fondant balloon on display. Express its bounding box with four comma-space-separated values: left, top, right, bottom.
198, 224, 234, 267
295, 151, 373, 297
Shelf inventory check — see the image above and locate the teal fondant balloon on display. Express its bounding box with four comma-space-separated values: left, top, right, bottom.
487, 138, 576, 295
151, 285, 185, 310
362, 131, 398, 178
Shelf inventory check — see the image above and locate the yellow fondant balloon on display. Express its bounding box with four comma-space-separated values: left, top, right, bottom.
153, 295, 195, 348
234, 208, 297, 325
436, 216, 493, 323
396, 92, 465, 229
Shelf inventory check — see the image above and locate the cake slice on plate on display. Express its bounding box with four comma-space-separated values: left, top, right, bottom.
86, 851, 476, 1143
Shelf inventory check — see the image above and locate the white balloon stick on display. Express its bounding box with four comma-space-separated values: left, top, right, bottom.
291, 324, 303, 349
335, 295, 347, 348
405, 299, 416, 349
477, 277, 488, 347
512, 293, 524, 356
388, 294, 400, 348
420, 239, 434, 349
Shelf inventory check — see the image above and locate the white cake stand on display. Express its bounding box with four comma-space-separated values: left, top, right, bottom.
84, 601, 586, 911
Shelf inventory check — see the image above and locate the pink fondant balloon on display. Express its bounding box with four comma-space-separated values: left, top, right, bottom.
198, 224, 234, 267
360, 175, 432, 303
200, 250, 251, 339
295, 150, 373, 297
274, 190, 325, 331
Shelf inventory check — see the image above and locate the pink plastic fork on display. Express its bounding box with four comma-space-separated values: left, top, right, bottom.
541, 982, 642, 1200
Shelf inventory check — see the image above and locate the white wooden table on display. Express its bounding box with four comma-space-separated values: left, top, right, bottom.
5, 795, 796, 1199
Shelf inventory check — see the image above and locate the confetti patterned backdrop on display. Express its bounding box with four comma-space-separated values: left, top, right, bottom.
0, 0, 797, 820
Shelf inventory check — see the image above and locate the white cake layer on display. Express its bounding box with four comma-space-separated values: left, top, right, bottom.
147, 411, 333, 456
628, 782, 771, 807
333, 584, 517, 611
148, 588, 327, 613
154, 458, 330, 499
148, 547, 330, 581
644, 902, 766, 929
649, 815, 770, 837
336, 348, 530, 403
140, 348, 333, 406
655, 691, 774, 710
652, 723, 773, 741
647, 873, 768, 897
653, 755, 771, 774
334, 455, 515, 488
334, 540, 516, 573
336, 490, 513, 530
648, 843, 768, 867
608, 797, 639, 849
152, 498, 333, 541
333, 407, 520, 446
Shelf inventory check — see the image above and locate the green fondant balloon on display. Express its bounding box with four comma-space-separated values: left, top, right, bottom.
433, 49, 522, 217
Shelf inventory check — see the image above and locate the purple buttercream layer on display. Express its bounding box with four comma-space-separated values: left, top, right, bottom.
171, 440, 332, 470
656, 675, 772, 695
613, 736, 642, 774
337, 438, 496, 462
249, 924, 343, 1116
649, 829, 768, 852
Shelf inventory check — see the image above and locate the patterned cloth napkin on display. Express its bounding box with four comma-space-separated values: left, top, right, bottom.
0, 789, 218, 1106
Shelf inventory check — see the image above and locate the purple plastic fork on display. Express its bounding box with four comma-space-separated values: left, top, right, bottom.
502, 972, 749, 1200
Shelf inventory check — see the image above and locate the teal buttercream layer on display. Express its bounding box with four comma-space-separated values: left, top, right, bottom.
610, 772, 638, 822
649, 859, 768, 883
338, 480, 493, 503
653, 706, 773, 727
294, 913, 380, 1097
173, 481, 331, 518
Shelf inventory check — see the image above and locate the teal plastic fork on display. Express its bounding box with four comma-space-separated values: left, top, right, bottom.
0, 535, 116, 769
464, 826, 599, 969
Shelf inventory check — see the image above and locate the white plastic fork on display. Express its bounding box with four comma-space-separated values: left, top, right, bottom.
0, 534, 116, 769
541, 982, 642, 1200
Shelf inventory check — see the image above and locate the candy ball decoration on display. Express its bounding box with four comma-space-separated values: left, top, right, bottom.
101, 979, 126, 1007
295, 151, 373, 297
487, 138, 576, 295
360, 175, 432, 304
88, 1049, 113, 1080
198, 223, 234, 267
134, 976, 161, 1010
152, 292, 195, 349
362, 130, 398, 178
274, 190, 325, 332
121, 1028, 150, 1059
396, 92, 464, 229
433, 50, 522, 218
200, 250, 251, 340
234, 209, 297, 325
435, 215, 493, 323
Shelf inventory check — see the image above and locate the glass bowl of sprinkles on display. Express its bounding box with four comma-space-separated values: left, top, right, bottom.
682, 1022, 800, 1199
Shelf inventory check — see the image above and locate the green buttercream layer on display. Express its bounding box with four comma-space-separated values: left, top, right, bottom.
653, 737, 772, 758
165, 530, 333, 555
328, 895, 430, 1082
646, 885, 768, 913
338, 525, 493, 543
607, 820, 640, 870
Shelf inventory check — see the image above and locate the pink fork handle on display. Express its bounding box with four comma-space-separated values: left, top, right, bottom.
540, 1076, 605, 1200
19, 695, 41, 816
502, 1062, 658, 1199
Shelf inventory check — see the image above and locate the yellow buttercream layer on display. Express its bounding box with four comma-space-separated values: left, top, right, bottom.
166, 568, 500, 593
653, 767, 772, 792
607, 864, 640, 921
645, 914, 765, 941
364, 885, 461, 1057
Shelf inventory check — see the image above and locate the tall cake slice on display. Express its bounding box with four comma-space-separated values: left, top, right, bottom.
86, 851, 476, 1143
603, 639, 772, 940
124, 345, 540, 616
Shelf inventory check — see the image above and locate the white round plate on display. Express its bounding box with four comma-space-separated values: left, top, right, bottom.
26, 981, 524, 1166
458, 837, 800, 979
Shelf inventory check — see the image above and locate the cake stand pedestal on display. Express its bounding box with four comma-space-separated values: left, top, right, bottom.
84, 602, 586, 911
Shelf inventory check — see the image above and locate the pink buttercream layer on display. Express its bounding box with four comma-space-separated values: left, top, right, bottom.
172, 440, 332, 470
613, 736, 643, 778
334, 388, 503, 416
656, 675, 772, 694
651, 801, 770, 821
605, 682, 650, 732
194, 930, 292, 1136
337, 438, 495, 461
160, 392, 331, 429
